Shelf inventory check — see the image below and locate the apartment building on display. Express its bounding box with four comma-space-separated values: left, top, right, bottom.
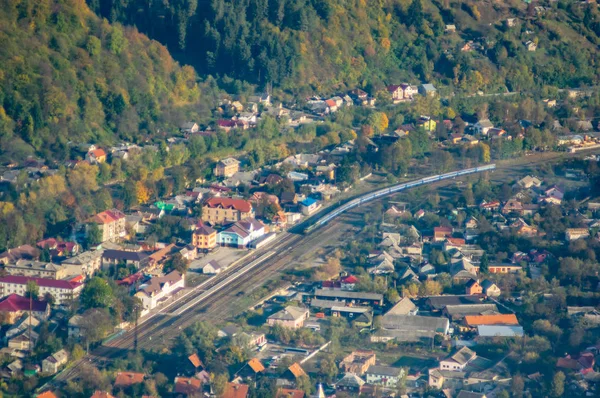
201, 198, 254, 225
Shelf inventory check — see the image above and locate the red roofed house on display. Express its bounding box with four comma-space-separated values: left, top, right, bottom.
222, 382, 249, 398
276, 388, 305, 398
217, 119, 248, 132
87, 209, 126, 243
325, 99, 338, 112
341, 275, 358, 290
433, 227, 453, 242
114, 371, 145, 389
36, 392, 59, 398
556, 353, 595, 374
86, 148, 107, 164
37, 238, 79, 257
174, 377, 202, 395
0, 294, 50, 324
0, 276, 83, 305
90, 391, 115, 398
480, 200, 500, 211
202, 198, 254, 225
188, 353, 204, 370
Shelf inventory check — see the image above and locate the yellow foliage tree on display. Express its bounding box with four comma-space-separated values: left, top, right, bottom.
136, 181, 150, 204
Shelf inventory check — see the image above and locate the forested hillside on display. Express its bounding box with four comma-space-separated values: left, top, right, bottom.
0, 0, 217, 162
92, 0, 600, 97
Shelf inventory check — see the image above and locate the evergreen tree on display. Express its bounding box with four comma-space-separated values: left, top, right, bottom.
480, 253, 489, 273
408, 0, 424, 29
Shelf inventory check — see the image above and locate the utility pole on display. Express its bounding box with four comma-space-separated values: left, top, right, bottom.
28, 293, 32, 357
134, 305, 139, 353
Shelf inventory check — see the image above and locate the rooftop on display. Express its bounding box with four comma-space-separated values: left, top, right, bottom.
114, 371, 145, 387
314, 288, 383, 301
0, 275, 82, 290
205, 197, 252, 213
0, 294, 48, 313
465, 314, 519, 326
268, 306, 308, 321
138, 271, 183, 297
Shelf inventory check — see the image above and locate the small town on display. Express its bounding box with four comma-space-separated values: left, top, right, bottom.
2, 0, 600, 397
0, 77, 600, 398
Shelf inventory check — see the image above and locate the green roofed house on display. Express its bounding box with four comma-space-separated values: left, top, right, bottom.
154, 201, 175, 212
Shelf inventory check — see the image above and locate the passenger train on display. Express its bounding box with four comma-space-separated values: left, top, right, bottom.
304, 164, 496, 233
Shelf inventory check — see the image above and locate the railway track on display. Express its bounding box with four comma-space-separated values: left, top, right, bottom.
53, 221, 344, 384
52, 150, 600, 386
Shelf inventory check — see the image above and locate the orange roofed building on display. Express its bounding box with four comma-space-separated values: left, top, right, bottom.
90, 392, 115, 398
86, 209, 126, 243
222, 382, 249, 398
465, 314, 519, 327
174, 377, 202, 395
36, 392, 58, 398
201, 198, 254, 225
276, 388, 305, 398
114, 371, 145, 389
86, 148, 107, 164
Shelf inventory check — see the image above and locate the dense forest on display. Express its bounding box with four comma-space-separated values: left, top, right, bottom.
0, 0, 217, 162
90, 0, 600, 98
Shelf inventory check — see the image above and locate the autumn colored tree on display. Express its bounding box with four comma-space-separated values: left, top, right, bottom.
136, 181, 151, 204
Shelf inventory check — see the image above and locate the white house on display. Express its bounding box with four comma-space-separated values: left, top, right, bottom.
42, 349, 68, 374
475, 119, 494, 135
200, 260, 225, 274
0, 276, 83, 305
299, 198, 320, 215
365, 365, 405, 387
217, 219, 265, 248
439, 347, 476, 371
135, 271, 185, 313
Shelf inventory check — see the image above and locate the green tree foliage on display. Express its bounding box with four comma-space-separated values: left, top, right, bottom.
25, 281, 39, 300
0, 0, 211, 162
80, 277, 114, 309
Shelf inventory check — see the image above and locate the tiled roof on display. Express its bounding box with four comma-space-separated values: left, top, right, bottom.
188, 353, 204, 368
0, 294, 48, 313
205, 197, 252, 213
90, 392, 115, 398
36, 392, 58, 398
174, 377, 202, 394
90, 149, 106, 158
0, 244, 39, 262
222, 382, 249, 398
247, 358, 265, 373
195, 223, 215, 235
287, 363, 307, 378
89, 209, 125, 224
138, 271, 183, 297
276, 388, 305, 398
114, 371, 145, 387
465, 314, 519, 326
0, 275, 82, 290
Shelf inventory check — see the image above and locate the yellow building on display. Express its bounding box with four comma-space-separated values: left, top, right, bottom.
192, 224, 217, 250
201, 198, 254, 225
213, 158, 240, 177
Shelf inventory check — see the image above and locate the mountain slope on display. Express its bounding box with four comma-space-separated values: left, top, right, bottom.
0, 0, 215, 162
92, 0, 600, 97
